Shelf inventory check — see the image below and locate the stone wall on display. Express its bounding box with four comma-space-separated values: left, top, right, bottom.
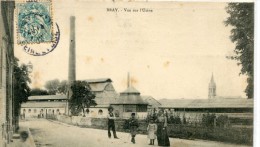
48, 115, 253, 145
50, 115, 148, 134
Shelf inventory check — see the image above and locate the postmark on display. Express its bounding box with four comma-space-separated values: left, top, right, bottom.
22, 23, 60, 56
16, 0, 60, 56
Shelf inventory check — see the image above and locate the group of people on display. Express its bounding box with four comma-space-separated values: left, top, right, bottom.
107, 106, 170, 146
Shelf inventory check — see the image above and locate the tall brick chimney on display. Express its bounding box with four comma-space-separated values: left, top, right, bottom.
66, 16, 76, 115
68, 16, 76, 84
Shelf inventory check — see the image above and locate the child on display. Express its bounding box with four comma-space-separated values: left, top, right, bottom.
128, 113, 139, 144
147, 118, 157, 145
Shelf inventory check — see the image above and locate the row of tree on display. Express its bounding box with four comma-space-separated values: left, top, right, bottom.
30, 79, 67, 96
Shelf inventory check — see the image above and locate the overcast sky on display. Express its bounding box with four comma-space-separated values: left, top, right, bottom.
14, 1, 248, 99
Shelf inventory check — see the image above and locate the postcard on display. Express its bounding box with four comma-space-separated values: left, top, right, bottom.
0, 0, 256, 147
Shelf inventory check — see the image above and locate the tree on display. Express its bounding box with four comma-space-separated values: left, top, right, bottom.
44, 79, 60, 94
44, 79, 67, 95
58, 80, 67, 95
69, 81, 96, 116
30, 88, 49, 96
225, 3, 254, 98
13, 57, 31, 130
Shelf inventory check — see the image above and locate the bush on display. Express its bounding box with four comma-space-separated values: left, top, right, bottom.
216, 115, 229, 128
202, 113, 216, 128
169, 115, 182, 124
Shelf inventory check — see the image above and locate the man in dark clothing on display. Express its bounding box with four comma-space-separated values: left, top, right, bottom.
107, 106, 119, 139
128, 113, 139, 144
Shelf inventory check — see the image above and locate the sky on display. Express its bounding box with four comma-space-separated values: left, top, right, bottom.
14, 1, 248, 99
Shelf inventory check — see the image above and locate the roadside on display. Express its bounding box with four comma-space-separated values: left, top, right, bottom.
7, 123, 36, 147
21, 119, 252, 147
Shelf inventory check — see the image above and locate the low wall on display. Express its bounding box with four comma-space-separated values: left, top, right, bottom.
52, 115, 148, 133
48, 115, 253, 145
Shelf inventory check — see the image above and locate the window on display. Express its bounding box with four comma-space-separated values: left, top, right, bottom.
124, 105, 136, 112
28, 109, 31, 113
98, 109, 103, 115
56, 109, 59, 112
136, 105, 147, 112
23, 109, 26, 112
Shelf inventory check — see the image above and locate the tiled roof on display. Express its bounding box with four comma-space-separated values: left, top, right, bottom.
88, 82, 109, 92
112, 95, 148, 105
85, 78, 112, 83
84, 78, 113, 92
159, 98, 253, 108
143, 96, 161, 107
21, 101, 66, 108
28, 95, 67, 100
111, 86, 147, 105
121, 86, 140, 94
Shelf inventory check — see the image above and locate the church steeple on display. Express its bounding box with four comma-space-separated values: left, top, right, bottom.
208, 73, 216, 99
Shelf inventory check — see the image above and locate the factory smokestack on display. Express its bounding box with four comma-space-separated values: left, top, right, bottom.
66, 16, 76, 115
68, 16, 76, 84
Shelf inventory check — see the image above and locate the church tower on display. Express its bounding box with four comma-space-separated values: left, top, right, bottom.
208, 73, 216, 99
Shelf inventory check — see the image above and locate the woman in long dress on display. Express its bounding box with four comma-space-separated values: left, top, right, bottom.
156, 109, 170, 146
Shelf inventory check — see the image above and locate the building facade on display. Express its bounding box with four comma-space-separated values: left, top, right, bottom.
159, 98, 253, 126
21, 78, 152, 119
82, 78, 118, 118
21, 79, 119, 119
21, 95, 67, 118
111, 86, 148, 119
0, 1, 15, 146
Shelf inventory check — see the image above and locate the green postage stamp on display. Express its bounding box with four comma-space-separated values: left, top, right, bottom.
16, 0, 53, 44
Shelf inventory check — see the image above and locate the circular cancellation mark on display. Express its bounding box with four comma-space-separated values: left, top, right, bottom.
22, 23, 60, 56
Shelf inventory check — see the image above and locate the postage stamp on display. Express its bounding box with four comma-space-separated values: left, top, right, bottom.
15, 0, 59, 56
16, 0, 53, 44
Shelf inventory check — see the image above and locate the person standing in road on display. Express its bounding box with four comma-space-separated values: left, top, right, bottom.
147, 118, 157, 145
156, 109, 170, 146
107, 106, 119, 139
128, 113, 139, 144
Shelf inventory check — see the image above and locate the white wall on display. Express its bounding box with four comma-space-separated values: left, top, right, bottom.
82, 108, 109, 118
21, 107, 65, 118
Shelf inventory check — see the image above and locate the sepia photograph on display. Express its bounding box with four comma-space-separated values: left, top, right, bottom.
0, 0, 257, 147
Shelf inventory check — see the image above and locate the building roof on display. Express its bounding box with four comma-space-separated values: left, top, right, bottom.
28, 95, 67, 101
159, 98, 253, 109
111, 86, 147, 105
121, 86, 140, 94
84, 78, 113, 92
21, 101, 66, 108
142, 96, 161, 107
85, 78, 112, 83
112, 95, 148, 105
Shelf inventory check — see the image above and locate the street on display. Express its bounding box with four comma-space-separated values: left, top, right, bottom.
20, 119, 251, 147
